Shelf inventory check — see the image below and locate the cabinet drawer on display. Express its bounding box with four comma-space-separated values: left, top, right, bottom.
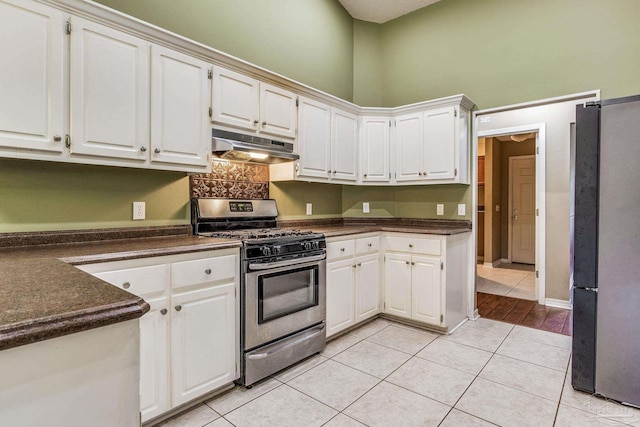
385, 236, 441, 256
95, 264, 169, 296
355, 236, 379, 254
172, 255, 236, 289
326, 239, 355, 260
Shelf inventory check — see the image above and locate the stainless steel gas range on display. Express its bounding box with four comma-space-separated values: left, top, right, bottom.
192, 198, 327, 387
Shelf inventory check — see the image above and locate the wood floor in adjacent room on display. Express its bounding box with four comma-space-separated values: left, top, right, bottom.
477, 292, 573, 336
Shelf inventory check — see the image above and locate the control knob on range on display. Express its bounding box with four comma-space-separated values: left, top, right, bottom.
273, 245, 282, 254
261, 246, 272, 256
303, 242, 312, 251
312, 241, 320, 249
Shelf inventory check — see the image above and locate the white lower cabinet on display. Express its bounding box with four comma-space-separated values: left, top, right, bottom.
170, 283, 236, 406
383, 233, 469, 331
326, 235, 381, 338
76, 249, 239, 423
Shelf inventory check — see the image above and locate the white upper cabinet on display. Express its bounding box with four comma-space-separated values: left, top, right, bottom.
297, 96, 331, 179
259, 83, 297, 139
393, 104, 468, 184
70, 16, 150, 161
211, 66, 259, 133
212, 65, 297, 140
423, 106, 455, 180
150, 45, 210, 168
360, 117, 391, 183
331, 108, 358, 182
0, 0, 65, 153
395, 112, 424, 182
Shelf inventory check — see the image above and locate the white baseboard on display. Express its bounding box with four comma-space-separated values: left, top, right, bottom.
469, 309, 480, 320
483, 259, 502, 268
545, 298, 572, 309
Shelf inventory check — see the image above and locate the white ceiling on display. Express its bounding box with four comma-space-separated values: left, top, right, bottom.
337, 0, 442, 24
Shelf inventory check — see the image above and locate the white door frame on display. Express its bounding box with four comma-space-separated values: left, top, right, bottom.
476, 124, 546, 305
508, 154, 536, 264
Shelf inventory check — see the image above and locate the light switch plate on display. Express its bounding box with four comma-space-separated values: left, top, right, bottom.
496, 205, 500, 212
436, 204, 444, 216
306, 203, 312, 215
458, 204, 466, 216
133, 202, 145, 220
363, 202, 370, 213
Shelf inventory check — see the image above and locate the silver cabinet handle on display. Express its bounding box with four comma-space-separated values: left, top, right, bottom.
411, 262, 415, 266
418, 172, 423, 176
423, 172, 427, 176
154, 148, 160, 153
122, 282, 131, 289
352, 264, 357, 268
175, 305, 182, 312
160, 309, 167, 315
140, 146, 147, 152
357, 263, 362, 267
205, 268, 212, 275
364, 173, 368, 178
340, 248, 345, 252
262, 121, 267, 127
409, 244, 413, 248
53, 135, 62, 142
406, 260, 410, 265
253, 119, 259, 125
367, 243, 372, 247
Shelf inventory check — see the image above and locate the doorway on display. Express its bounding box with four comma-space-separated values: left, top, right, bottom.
476, 133, 537, 301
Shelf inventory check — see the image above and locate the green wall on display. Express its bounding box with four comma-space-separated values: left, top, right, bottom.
374, 0, 640, 108
0, 159, 189, 232
4, 0, 640, 232
94, 0, 354, 101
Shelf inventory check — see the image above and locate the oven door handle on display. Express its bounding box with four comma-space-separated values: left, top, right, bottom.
248, 253, 326, 270
247, 324, 326, 360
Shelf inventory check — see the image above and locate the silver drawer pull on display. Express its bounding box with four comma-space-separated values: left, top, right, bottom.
340, 248, 345, 252
175, 305, 182, 312
352, 264, 357, 268
409, 244, 413, 248
357, 263, 362, 267
367, 243, 372, 247
160, 309, 167, 316
406, 261, 410, 265
205, 268, 212, 275
122, 282, 131, 289
411, 262, 415, 266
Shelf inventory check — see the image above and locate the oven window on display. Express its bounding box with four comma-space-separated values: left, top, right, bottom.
258, 265, 318, 324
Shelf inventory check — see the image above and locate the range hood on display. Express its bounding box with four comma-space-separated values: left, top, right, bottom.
212, 129, 299, 164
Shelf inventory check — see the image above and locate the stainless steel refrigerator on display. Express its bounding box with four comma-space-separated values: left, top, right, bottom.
572, 95, 640, 407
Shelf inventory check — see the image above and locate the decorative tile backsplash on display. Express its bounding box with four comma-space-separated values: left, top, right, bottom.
190, 160, 269, 199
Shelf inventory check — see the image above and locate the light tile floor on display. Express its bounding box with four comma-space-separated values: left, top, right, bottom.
158, 318, 640, 427
477, 263, 536, 300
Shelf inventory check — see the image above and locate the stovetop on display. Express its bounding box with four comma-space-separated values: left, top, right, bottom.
204, 228, 315, 241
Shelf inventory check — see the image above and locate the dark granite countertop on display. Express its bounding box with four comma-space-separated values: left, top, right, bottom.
278, 218, 472, 238
0, 232, 241, 351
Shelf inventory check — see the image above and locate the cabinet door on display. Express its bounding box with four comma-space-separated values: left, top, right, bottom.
70, 17, 150, 160
424, 106, 455, 180
411, 255, 442, 325
395, 112, 423, 182
259, 83, 297, 139
297, 97, 331, 179
326, 258, 356, 338
0, 0, 64, 153
170, 283, 236, 406
355, 253, 380, 323
384, 253, 412, 319
139, 296, 169, 423
150, 45, 210, 169
331, 108, 358, 182
211, 66, 259, 132
361, 117, 390, 183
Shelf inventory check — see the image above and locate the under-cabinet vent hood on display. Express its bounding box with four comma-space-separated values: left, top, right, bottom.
212, 129, 299, 164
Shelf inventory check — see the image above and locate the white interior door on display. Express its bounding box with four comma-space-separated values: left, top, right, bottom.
510, 155, 536, 264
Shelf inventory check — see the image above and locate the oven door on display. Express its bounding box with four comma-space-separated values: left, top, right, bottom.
244, 256, 326, 350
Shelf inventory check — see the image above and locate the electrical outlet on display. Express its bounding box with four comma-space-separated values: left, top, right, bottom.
458, 204, 466, 216
133, 202, 145, 220
436, 204, 444, 216
306, 203, 312, 215
363, 202, 370, 213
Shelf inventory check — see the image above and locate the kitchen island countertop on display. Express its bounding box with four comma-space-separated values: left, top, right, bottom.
0, 234, 241, 351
